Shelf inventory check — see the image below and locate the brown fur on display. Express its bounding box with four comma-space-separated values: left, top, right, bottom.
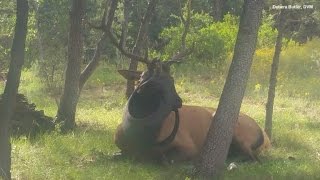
115, 105, 271, 162
115, 69, 271, 162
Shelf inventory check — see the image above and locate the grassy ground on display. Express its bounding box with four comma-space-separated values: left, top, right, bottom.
2, 60, 320, 179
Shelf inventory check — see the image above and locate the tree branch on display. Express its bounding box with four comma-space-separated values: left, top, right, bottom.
107, 30, 150, 64
79, 34, 107, 90
119, 0, 130, 49
180, 0, 192, 50
105, 0, 160, 65
79, 0, 118, 90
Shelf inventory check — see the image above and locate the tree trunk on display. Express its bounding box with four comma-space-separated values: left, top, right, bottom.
195, 0, 264, 178
211, 0, 226, 22
79, 0, 118, 90
0, 0, 29, 179
79, 34, 107, 91
125, 0, 158, 98
265, 7, 285, 140
55, 0, 85, 131
56, 0, 119, 131
30, 0, 45, 64
119, 0, 130, 49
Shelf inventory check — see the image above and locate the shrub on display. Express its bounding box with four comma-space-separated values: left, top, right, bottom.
246, 38, 320, 99
160, 12, 277, 68
277, 39, 320, 98
257, 13, 277, 48
160, 13, 237, 66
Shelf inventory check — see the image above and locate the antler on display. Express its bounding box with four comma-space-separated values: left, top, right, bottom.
166, 43, 195, 63
106, 0, 194, 67
105, 0, 153, 65
107, 32, 151, 64
90, 0, 193, 67
87, 0, 151, 65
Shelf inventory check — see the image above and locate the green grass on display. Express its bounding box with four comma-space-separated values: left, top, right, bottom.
1, 61, 319, 179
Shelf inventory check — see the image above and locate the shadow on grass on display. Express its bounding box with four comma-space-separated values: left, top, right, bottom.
275, 137, 312, 152
14, 119, 318, 179
305, 120, 320, 131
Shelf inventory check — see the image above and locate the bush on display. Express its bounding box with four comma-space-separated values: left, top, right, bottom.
280, 39, 320, 78
277, 39, 320, 98
249, 47, 274, 87
160, 13, 237, 66
160, 12, 277, 67
257, 13, 277, 48
246, 38, 320, 99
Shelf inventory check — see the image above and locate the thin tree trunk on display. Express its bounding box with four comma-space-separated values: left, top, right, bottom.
125, 0, 158, 98
36, 24, 45, 63
119, 0, 130, 49
79, 34, 107, 91
265, 7, 285, 140
211, 0, 226, 22
31, 0, 45, 64
0, 0, 29, 179
55, 0, 84, 131
195, 0, 264, 178
56, 0, 119, 130
79, 0, 118, 91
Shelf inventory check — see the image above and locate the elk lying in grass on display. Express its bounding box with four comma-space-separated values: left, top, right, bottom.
114, 59, 271, 163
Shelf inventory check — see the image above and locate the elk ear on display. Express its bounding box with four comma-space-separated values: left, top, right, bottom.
118, 70, 142, 81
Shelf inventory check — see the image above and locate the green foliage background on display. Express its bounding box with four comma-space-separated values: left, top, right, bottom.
0, 0, 320, 179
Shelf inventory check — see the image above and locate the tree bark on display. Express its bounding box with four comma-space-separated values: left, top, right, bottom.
211, 0, 226, 22
56, 0, 119, 131
195, 0, 264, 178
79, 34, 107, 91
125, 0, 158, 98
265, 7, 285, 140
79, 0, 118, 90
55, 0, 85, 131
0, 0, 29, 179
119, 0, 130, 49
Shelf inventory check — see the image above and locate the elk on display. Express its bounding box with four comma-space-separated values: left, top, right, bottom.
99, 0, 270, 162
114, 58, 271, 163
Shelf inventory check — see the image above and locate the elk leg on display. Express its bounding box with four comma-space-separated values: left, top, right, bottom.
238, 143, 260, 162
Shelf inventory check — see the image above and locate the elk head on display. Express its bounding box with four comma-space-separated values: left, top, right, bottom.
118, 59, 183, 119
117, 57, 186, 152
101, 0, 193, 119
